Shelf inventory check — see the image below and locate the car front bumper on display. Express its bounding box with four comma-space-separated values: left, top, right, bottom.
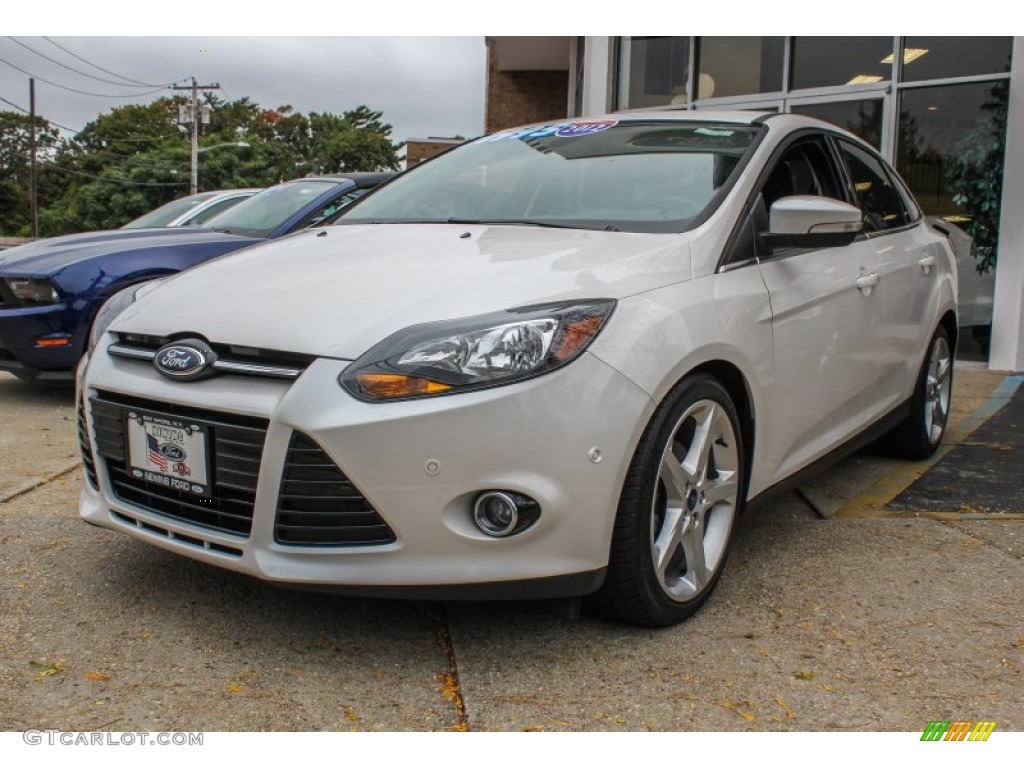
78, 347, 654, 599
0, 302, 82, 379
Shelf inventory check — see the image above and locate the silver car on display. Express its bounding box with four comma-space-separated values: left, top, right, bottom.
78, 112, 957, 626
120, 189, 260, 229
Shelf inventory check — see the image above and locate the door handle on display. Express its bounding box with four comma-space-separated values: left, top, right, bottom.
856, 271, 879, 295
919, 256, 935, 275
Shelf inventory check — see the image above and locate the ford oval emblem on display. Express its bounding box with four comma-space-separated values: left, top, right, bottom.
154, 340, 215, 380
159, 443, 186, 461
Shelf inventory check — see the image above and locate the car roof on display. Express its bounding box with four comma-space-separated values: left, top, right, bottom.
201, 189, 262, 196
584, 109, 773, 125
302, 172, 397, 189
574, 109, 864, 143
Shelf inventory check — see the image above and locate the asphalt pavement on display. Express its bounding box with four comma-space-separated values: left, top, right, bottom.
1, 367, 1021, 732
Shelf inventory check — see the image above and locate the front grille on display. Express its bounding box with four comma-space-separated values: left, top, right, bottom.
91, 391, 268, 536
111, 510, 243, 557
109, 333, 316, 380
275, 432, 395, 546
77, 398, 98, 489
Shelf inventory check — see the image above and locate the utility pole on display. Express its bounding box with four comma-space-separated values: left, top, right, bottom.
28, 77, 37, 238
172, 78, 220, 194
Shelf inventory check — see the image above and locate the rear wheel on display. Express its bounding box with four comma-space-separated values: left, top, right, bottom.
593, 374, 744, 627
881, 326, 953, 460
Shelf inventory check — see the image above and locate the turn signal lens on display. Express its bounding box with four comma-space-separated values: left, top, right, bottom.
34, 337, 71, 348
355, 373, 451, 399
551, 314, 606, 362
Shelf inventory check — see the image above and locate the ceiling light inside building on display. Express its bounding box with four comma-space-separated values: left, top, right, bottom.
846, 75, 884, 85
881, 48, 929, 65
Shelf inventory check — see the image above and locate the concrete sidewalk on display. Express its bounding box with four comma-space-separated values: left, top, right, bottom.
0, 367, 1020, 731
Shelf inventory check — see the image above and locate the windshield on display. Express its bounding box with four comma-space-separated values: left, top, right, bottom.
181, 194, 253, 226
121, 193, 208, 228
204, 180, 337, 237
342, 121, 761, 233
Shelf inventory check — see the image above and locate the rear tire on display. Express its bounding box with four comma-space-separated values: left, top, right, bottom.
592, 374, 745, 627
881, 326, 953, 460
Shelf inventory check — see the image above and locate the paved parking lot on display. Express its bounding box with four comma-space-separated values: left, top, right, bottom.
1, 369, 1021, 732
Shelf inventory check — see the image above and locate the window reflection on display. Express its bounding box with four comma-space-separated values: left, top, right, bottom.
901, 37, 1012, 82
696, 37, 784, 99
791, 37, 893, 90
617, 37, 690, 109
897, 81, 1009, 272
790, 99, 884, 150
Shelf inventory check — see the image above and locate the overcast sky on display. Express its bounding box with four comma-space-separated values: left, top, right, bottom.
0, 36, 487, 147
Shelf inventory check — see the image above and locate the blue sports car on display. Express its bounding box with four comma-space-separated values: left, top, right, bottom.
0, 173, 392, 382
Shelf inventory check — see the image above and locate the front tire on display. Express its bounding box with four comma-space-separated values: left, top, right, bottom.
593, 374, 745, 627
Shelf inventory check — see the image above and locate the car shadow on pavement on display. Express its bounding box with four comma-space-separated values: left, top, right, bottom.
0, 373, 75, 404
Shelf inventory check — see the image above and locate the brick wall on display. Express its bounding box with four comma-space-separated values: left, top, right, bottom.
406, 140, 462, 168
485, 43, 569, 133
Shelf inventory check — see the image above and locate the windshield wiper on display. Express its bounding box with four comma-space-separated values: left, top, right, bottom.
342, 218, 621, 232
444, 218, 621, 232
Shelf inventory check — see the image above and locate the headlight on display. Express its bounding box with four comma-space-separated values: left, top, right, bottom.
88, 280, 163, 353
341, 300, 616, 401
5, 278, 60, 305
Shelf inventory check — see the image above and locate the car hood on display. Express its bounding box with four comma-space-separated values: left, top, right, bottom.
0, 227, 256, 275
112, 224, 692, 359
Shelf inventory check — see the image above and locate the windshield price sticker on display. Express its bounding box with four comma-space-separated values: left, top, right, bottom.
555, 120, 618, 137
484, 120, 619, 143
126, 410, 210, 497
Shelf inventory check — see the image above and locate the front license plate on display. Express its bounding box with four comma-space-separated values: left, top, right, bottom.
125, 409, 210, 496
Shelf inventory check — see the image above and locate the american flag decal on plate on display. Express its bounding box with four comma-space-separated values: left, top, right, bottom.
147, 433, 169, 472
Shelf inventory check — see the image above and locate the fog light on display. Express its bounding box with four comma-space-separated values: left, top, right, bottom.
473, 491, 540, 537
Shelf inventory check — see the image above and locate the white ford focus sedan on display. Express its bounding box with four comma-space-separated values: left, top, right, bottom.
78, 112, 957, 626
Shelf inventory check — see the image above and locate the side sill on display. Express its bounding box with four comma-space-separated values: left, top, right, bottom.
745, 400, 911, 515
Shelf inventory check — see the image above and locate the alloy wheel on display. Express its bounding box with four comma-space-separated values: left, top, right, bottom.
650, 399, 740, 601
924, 335, 952, 444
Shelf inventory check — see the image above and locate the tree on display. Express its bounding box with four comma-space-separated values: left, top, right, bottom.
307, 106, 402, 174
946, 80, 1009, 274
16, 98, 403, 236
0, 110, 61, 235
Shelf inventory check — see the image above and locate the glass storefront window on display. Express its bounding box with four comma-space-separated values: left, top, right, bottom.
897, 81, 1008, 273
790, 99, 884, 150
617, 37, 690, 110
696, 37, 784, 99
901, 37, 1012, 83
791, 37, 893, 90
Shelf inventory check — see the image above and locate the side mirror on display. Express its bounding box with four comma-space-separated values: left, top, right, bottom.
760, 196, 863, 254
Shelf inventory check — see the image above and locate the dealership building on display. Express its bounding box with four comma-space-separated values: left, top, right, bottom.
485, 37, 1024, 372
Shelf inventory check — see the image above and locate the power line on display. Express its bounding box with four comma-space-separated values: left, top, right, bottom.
0, 106, 185, 164
0, 54, 173, 98
7, 37, 177, 90
42, 162, 188, 187
43, 36, 179, 88
0, 94, 28, 113
72, 131, 182, 143
2, 93, 184, 144
62, 139, 195, 165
